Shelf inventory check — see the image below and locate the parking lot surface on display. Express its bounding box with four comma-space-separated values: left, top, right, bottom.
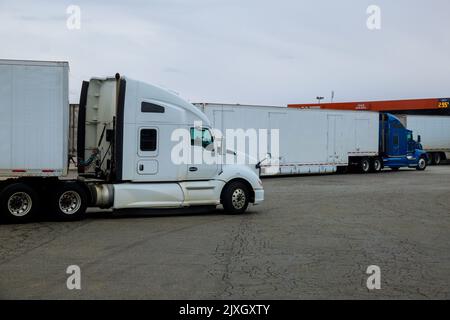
1, 166, 450, 299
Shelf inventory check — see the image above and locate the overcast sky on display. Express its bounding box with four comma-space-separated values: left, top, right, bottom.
1, 0, 449, 105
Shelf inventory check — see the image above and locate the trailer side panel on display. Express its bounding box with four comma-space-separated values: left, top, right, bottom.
0, 60, 69, 177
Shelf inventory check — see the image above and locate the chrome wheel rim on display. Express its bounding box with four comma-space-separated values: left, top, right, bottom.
374, 160, 381, 171
418, 158, 426, 169
59, 191, 81, 215
8, 192, 33, 217
435, 154, 441, 164
362, 161, 369, 172
232, 188, 246, 210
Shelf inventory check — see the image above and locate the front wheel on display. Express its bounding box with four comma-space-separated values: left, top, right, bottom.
222, 181, 250, 214
416, 156, 427, 171
51, 182, 88, 221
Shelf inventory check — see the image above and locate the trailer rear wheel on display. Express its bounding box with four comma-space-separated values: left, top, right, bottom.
416, 156, 427, 171
0, 183, 40, 223
222, 181, 250, 214
51, 182, 88, 221
371, 158, 382, 173
360, 158, 371, 173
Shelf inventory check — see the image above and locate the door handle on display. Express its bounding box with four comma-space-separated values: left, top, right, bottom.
139, 164, 144, 171
189, 167, 198, 172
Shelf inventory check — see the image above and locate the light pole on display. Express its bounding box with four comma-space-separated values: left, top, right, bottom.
316, 96, 324, 104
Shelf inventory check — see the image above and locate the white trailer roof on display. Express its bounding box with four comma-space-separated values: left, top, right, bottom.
0, 59, 68, 67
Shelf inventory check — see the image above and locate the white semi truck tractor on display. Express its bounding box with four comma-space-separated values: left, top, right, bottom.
0, 60, 264, 223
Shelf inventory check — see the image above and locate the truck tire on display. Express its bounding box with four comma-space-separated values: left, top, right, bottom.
222, 181, 250, 214
432, 153, 442, 165
0, 182, 40, 223
360, 158, 370, 174
371, 158, 382, 173
416, 156, 427, 171
51, 182, 88, 221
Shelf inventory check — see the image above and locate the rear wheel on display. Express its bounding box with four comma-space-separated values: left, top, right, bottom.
416, 156, 427, 171
360, 158, 371, 173
50, 182, 88, 221
432, 153, 442, 165
0, 183, 40, 223
371, 158, 382, 173
222, 181, 250, 214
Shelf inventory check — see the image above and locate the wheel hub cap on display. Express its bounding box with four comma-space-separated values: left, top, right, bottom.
59, 191, 81, 215
419, 159, 426, 169
232, 189, 246, 210
8, 192, 32, 217
363, 161, 369, 171
375, 161, 381, 170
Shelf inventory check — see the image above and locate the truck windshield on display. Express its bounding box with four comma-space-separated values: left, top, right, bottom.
190, 127, 214, 148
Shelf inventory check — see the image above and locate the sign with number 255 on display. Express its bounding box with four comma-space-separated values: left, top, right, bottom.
438, 99, 450, 109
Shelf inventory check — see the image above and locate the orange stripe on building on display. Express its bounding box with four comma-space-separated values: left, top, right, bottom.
288, 98, 449, 111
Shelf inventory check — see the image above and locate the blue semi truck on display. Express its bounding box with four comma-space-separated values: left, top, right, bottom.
377, 113, 428, 171
309, 112, 428, 173
351, 112, 428, 173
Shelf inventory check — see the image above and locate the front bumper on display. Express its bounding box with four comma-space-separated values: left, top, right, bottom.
253, 189, 264, 205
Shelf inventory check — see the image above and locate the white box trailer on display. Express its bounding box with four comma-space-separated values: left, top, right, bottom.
0, 60, 69, 177
0, 60, 263, 223
397, 115, 450, 164
195, 103, 379, 176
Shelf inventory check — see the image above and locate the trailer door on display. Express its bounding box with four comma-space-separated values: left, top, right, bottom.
327, 115, 344, 163
355, 119, 371, 152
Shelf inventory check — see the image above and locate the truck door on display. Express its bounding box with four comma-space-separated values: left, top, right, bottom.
187, 127, 219, 180
391, 133, 400, 156
136, 127, 159, 176
389, 123, 407, 157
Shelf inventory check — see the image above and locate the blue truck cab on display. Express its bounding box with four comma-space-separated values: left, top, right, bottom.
379, 113, 428, 171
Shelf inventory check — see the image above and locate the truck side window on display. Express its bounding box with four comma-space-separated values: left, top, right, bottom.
407, 132, 413, 142
393, 135, 399, 145
140, 129, 157, 151
141, 102, 165, 113
190, 128, 214, 148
